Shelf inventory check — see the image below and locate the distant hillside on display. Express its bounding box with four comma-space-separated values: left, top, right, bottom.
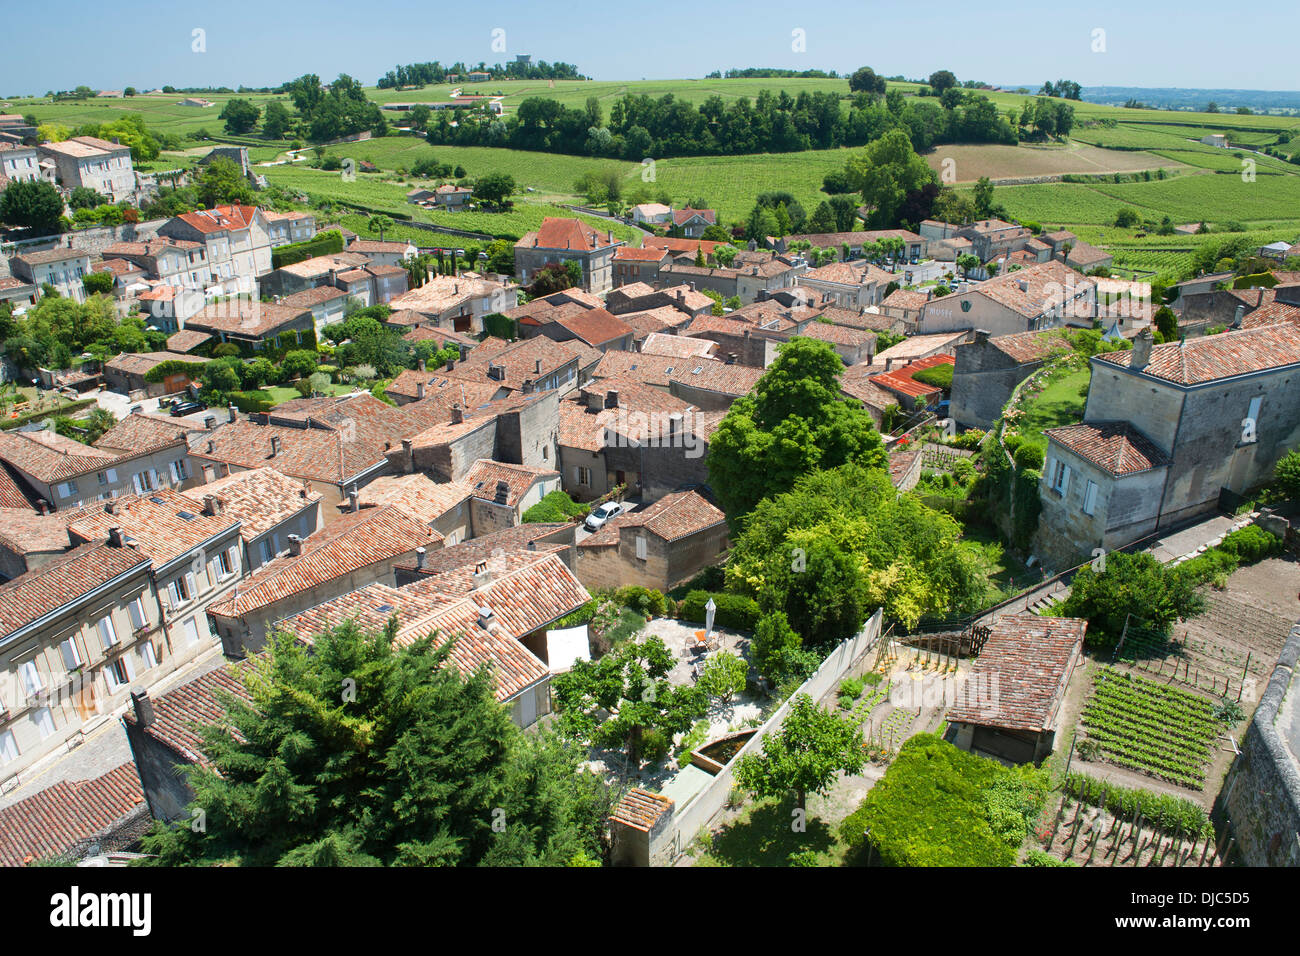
1080, 87, 1300, 115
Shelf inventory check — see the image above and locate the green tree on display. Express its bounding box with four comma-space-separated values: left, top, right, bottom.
408, 104, 431, 131
195, 156, 254, 207
552, 636, 706, 764
848, 66, 888, 96
280, 349, 319, 380
219, 98, 261, 134
972, 176, 994, 216
707, 338, 887, 522
0, 180, 65, 233
928, 70, 958, 94
473, 172, 516, 208
82, 271, 114, 295
262, 101, 292, 139
734, 693, 864, 811
697, 651, 747, 703
845, 129, 937, 229
367, 215, 394, 241
1153, 306, 1179, 342
1058, 551, 1205, 647
138, 621, 610, 866
1274, 450, 1300, 499
750, 610, 816, 685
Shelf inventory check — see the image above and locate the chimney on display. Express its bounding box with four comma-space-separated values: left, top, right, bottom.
130, 689, 155, 728
202, 494, 221, 516
885, 357, 894, 371
104, 501, 117, 516
1131, 328, 1153, 370
725, 352, 736, 365
449, 404, 465, 425
1017, 279, 1028, 293
402, 438, 414, 473
476, 604, 495, 628
108, 526, 124, 547
348, 487, 359, 513
418, 358, 426, 372
129, 404, 143, 415
445, 358, 456, 371
270, 435, 282, 457
535, 358, 543, 374
975, 329, 990, 344
488, 363, 504, 381
228, 403, 237, 423
1233, 304, 1245, 327
36, 499, 49, 516
417, 382, 426, 400
415, 546, 426, 569
204, 415, 216, 430
458, 344, 470, 360
604, 389, 619, 409
586, 390, 603, 411
494, 480, 510, 504
206, 439, 215, 454
287, 534, 303, 556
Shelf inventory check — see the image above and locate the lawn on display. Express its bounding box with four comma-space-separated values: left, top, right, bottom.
690, 794, 861, 867
1016, 364, 1091, 453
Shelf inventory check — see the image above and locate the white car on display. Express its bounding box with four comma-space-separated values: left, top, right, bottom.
585, 501, 627, 532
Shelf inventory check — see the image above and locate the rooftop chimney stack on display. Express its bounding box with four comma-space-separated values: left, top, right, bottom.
202, 494, 220, 516
402, 438, 414, 473
108, 526, 124, 548
130, 404, 143, 415
131, 689, 155, 728
228, 404, 237, 423
586, 390, 603, 411
270, 435, 281, 457
415, 546, 426, 569
287, 534, 303, 556
417, 382, 426, 400
1131, 328, 1154, 371
348, 488, 359, 513
36, 499, 49, 516
418, 358, 426, 372
451, 405, 465, 424
204, 415, 216, 430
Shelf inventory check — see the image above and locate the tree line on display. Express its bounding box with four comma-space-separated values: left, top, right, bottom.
377, 59, 585, 89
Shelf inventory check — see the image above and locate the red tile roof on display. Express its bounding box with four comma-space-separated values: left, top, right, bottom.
1094, 324, 1300, 384
869, 353, 954, 399
0, 764, 146, 867
93, 413, 190, 456
195, 467, 321, 542
0, 541, 151, 636
172, 205, 260, 234
520, 217, 620, 253
611, 787, 674, 831
207, 506, 438, 617
122, 661, 254, 766
553, 308, 633, 347
945, 615, 1086, 732
462, 459, 558, 508
614, 246, 669, 262
1045, 422, 1169, 475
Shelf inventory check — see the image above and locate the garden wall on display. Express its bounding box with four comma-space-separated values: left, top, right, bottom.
1221, 621, 1300, 867
654, 609, 884, 863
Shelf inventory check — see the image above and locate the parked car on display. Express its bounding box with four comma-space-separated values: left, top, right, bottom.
584, 500, 628, 532
169, 399, 205, 417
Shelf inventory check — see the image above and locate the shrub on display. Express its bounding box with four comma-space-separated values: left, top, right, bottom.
839, 677, 864, 700
521, 490, 588, 523
948, 429, 986, 450
1058, 551, 1204, 647
1012, 443, 1044, 470
787, 850, 822, 866
911, 363, 953, 390
952, 458, 975, 484
1219, 525, 1282, 563
639, 728, 671, 764
698, 651, 748, 703
1023, 849, 1076, 867
679, 591, 761, 631
614, 586, 667, 618
1274, 449, 1300, 499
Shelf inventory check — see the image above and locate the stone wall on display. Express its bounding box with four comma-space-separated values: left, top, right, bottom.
950, 336, 1046, 430
0, 220, 166, 280
1222, 623, 1300, 867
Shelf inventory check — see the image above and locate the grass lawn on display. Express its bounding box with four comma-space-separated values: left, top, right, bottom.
690, 794, 863, 867
959, 530, 1040, 596
1017, 365, 1091, 453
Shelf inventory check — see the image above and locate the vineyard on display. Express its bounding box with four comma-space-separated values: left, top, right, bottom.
1033, 773, 1226, 867
1078, 669, 1224, 789
1112, 620, 1268, 703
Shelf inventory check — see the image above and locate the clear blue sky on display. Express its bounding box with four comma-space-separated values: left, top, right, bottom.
1, 0, 1295, 95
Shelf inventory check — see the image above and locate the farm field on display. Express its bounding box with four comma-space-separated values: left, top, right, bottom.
1078, 669, 1225, 789
921, 142, 1181, 182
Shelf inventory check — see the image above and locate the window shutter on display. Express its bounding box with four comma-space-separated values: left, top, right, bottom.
1060, 465, 1071, 495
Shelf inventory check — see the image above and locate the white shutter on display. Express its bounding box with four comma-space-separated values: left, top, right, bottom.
0, 730, 18, 765
123, 653, 136, 681
98, 615, 118, 649
635, 536, 647, 560
60, 638, 82, 670
106, 468, 117, 484
1060, 465, 1071, 495
1083, 481, 1099, 516
128, 597, 146, 630
132, 472, 145, 494
20, 660, 43, 695
185, 571, 198, 599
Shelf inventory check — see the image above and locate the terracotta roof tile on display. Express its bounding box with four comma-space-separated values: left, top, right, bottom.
0, 541, 151, 636
0, 764, 146, 867
1045, 422, 1169, 475
1094, 324, 1300, 385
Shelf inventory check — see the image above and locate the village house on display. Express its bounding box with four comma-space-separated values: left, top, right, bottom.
0, 540, 172, 788
946, 615, 1087, 764
102, 351, 202, 399
671, 207, 717, 239
918, 261, 1097, 337
278, 284, 350, 334
538, 308, 635, 353
388, 272, 519, 334
101, 238, 211, 329
573, 489, 728, 592
0, 143, 41, 187
640, 333, 718, 361
776, 229, 928, 262
9, 248, 92, 302
392, 523, 578, 585
612, 246, 672, 287
950, 328, 1075, 430
868, 353, 954, 411
192, 467, 323, 571
347, 472, 475, 546
403, 390, 561, 483
878, 288, 930, 333
514, 218, 625, 294
629, 203, 672, 226
0, 762, 148, 866
657, 249, 806, 305
441, 335, 585, 398
256, 251, 372, 299
183, 300, 316, 351
345, 237, 418, 267
157, 205, 273, 298
205, 504, 439, 656
786, 260, 894, 311
36, 136, 135, 202
462, 458, 562, 533
1036, 325, 1300, 567
606, 282, 714, 320
260, 210, 316, 248
0, 413, 194, 512
0, 276, 38, 311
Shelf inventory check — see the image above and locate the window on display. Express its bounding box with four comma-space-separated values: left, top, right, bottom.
577, 466, 591, 487
55, 480, 78, 499
1048, 458, 1071, 496
32, 706, 56, 740
216, 547, 236, 579
170, 459, 189, 482
132, 470, 158, 493
0, 731, 18, 767
97, 467, 117, 486
127, 596, 147, 630
168, 575, 193, 608
20, 660, 43, 696
96, 614, 119, 650
104, 657, 133, 691
181, 617, 201, 647
137, 641, 158, 671
1083, 480, 1099, 516
260, 538, 274, 564
635, 536, 648, 560
59, 637, 83, 670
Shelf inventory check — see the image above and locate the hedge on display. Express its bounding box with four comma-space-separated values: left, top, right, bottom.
521, 490, 588, 524
911, 363, 953, 390
679, 591, 761, 631
228, 390, 278, 413
271, 229, 345, 269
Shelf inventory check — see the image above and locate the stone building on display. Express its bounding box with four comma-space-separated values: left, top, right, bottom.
1036, 325, 1300, 567
950, 328, 1074, 430
918, 261, 1096, 337
513, 218, 624, 294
